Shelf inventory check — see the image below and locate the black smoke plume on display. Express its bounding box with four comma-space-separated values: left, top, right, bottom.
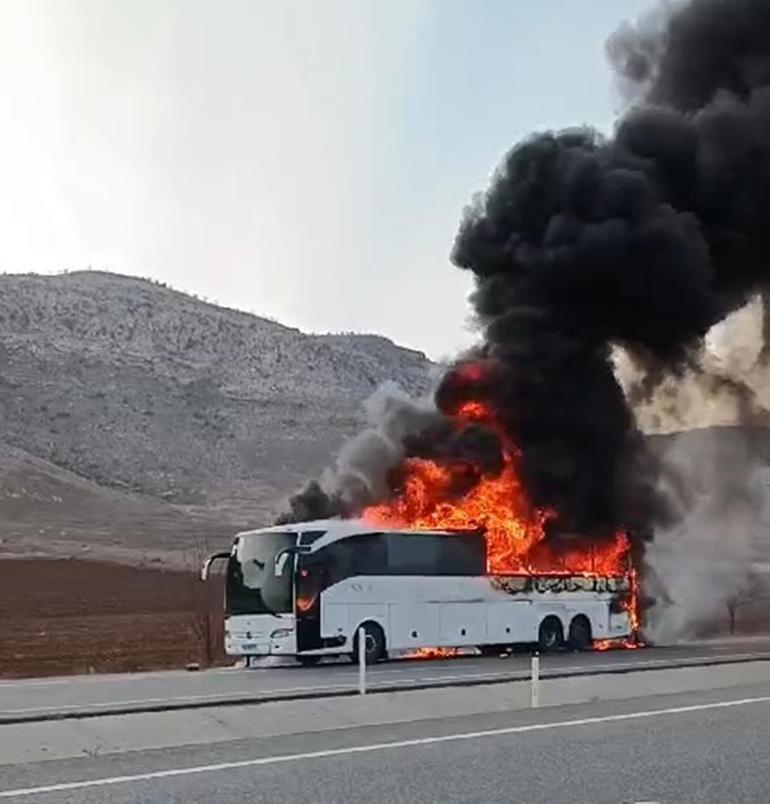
280, 0, 770, 538
448, 0, 770, 533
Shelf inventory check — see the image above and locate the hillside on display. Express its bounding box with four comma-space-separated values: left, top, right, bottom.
0, 271, 434, 563
3, 272, 769, 570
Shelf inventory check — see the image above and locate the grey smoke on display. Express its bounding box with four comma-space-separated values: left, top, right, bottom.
276, 381, 440, 523
615, 295, 769, 641
606, 1, 680, 107
644, 428, 762, 642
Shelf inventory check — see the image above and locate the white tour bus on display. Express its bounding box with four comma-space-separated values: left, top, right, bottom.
201, 519, 632, 665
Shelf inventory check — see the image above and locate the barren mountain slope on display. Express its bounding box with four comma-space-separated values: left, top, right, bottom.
0, 271, 434, 560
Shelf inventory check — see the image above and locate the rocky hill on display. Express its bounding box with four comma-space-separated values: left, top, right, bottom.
0, 271, 434, 563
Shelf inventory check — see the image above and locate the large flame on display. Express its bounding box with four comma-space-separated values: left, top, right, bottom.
363, 394, 641, 646
365, 455, 553, 574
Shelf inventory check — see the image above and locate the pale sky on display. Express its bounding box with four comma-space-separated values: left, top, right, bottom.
0, 0, 653, 359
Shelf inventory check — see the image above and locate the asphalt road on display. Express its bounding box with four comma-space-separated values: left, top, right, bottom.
1, 681, 768, 802
2, 638, 770, 722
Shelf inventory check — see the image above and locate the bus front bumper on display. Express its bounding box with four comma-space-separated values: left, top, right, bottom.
224, 615, 296, 656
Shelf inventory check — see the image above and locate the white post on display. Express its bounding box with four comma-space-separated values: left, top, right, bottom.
358, 626, 367, 695
530, 652, 540, 708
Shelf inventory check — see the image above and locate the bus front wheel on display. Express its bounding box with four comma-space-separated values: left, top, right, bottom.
351, 622, 386, 664
538, 617, 564, 653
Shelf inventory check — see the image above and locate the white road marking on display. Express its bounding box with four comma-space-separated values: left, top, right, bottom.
0, 695, 767, 799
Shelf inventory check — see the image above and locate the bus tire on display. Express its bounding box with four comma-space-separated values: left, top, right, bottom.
538, 617, 564, 653
351, 622, 386, 664
296, 655, 321, 667
567, 616, 592, 651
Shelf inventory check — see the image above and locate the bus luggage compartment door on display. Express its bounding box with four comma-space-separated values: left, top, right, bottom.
388, 603, 440, 650
438, 603, 485, 646
486, 600, 534, 644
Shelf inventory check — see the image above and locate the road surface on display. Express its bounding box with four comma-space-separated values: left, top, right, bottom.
2, 637, 769, 722
0, 680, 768, 802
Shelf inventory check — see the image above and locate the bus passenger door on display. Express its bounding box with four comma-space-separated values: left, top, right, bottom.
295, 553, 324, 651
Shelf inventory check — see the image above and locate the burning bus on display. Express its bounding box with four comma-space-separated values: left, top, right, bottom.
201, 519, 638, 665
200, 0, 770, 653
202, 368, 643, 664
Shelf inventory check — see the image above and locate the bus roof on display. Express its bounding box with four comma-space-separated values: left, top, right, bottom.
235, 519, 483, 550
235, 518, 367, 540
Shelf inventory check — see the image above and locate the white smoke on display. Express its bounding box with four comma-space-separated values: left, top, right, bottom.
615, 295, 770, 433
644, 428, 761, 642
613, 295, 770, 641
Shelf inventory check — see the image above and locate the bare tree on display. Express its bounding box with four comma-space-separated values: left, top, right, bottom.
726, 573, 765, 635
187, 531, 221, 667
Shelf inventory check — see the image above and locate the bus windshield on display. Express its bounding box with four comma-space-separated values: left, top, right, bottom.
226, 531, 296, 616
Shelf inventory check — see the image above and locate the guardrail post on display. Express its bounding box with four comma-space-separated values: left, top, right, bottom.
531, 651, 540, 708
358, 626, 366, 695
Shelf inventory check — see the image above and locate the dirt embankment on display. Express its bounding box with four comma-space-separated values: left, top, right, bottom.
0, 558, 227, 678
2, 556, 768, 679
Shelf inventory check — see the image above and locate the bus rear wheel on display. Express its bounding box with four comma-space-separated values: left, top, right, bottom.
567, 616, 592, 651
538, 617, 564, 653
351, 622, 386, 664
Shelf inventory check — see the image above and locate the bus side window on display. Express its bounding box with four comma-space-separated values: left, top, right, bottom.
351, 534, 387, 575
385, 533, 441, 575
384, 532, 485, 576
299, 530, 326, 546
438, 533, 486, 576
326, 541, 354, 586
311, 534, 387, 587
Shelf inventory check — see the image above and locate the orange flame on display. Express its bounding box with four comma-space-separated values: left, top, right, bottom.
365, 455, 553, 574
405, 647, 460, 660
362, 397, 642, 645
455, 400, 488, 421
594, 567, 643, 650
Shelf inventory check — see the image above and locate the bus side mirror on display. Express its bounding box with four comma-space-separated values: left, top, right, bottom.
200, 552, 230, 582
273, 545, 311, 576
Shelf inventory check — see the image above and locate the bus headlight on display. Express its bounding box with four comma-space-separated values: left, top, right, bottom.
270, 628, 293, 639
